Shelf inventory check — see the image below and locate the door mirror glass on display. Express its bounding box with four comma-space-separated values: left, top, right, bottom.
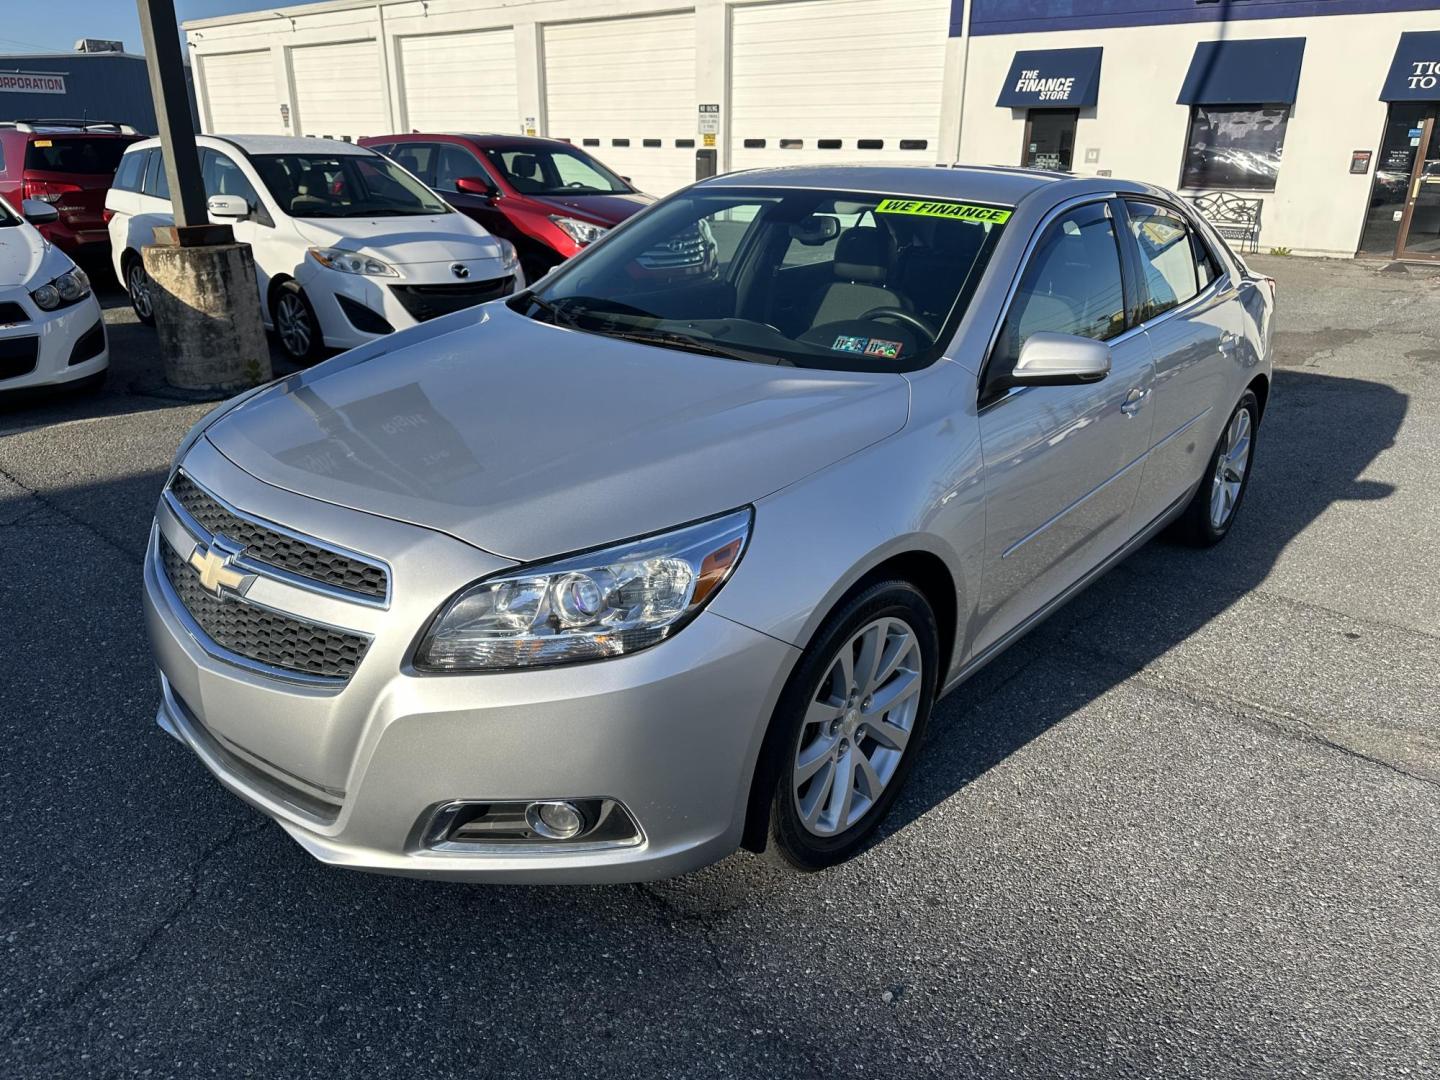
455, 176, 497, 197
1011, 331, 1111, 386
20, 198, 59, 225
206, 194, 249, 219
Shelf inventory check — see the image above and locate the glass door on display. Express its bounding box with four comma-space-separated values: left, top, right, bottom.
1397, 111, 1440, 258
1022, 110, 1078, 172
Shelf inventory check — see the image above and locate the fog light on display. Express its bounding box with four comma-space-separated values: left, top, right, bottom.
526, 800, 585, 840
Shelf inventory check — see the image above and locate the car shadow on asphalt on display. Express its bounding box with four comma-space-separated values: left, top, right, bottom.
876, 366, 1405, 847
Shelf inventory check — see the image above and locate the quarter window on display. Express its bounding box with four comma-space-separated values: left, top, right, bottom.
1125, 202, 1199, 319
113, 150, 146, 193
991, 202, 1126, 383
142, 150, 169, 199
1181, 104, 1289, 191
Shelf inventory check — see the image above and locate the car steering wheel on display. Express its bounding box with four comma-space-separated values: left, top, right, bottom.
857, 307, 939, 343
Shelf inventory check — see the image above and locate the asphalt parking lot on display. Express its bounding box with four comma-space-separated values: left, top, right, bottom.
2, 256, 1438, 1078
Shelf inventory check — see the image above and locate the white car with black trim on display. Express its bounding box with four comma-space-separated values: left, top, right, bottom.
0, 193, 107, 394
105, 135, 522, 363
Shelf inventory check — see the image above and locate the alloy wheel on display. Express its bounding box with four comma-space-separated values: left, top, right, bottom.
792, 616, 923, 838
1209, 406, 1253, 528
128, 263, 152, 320
276, 293, 312, 358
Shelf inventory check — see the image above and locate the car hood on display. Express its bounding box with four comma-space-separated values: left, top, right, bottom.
291, 213, 506, 266
204, 304, 909, 561
0, 220, 51, 287
525, 191, 655, 225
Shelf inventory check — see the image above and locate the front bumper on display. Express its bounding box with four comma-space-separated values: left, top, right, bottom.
0, 291, 107, 392
142, 449, 796, 883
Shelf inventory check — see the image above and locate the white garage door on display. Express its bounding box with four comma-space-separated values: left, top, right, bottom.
290, 40, 387, 140
543, 12, 696, 196
201, 51, 280, 134
729, 0, 948, 172
398, 29, 520, 134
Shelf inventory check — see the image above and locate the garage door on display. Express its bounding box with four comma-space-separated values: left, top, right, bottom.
398, 29, 519, 133
201, 51, 280, 134
290, 40, 387, 140
543, 12, 696, 196
729, 0, 948, 172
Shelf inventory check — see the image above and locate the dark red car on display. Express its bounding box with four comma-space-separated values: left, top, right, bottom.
360, 133, 654, 282
0, 121, 145, 260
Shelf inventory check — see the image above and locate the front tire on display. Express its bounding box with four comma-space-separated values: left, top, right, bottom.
271, 281, 324, 365
764, 581, 939, 871
1170, 389, 1259, 547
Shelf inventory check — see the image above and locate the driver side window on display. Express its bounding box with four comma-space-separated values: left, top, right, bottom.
991, 202, 1126, 384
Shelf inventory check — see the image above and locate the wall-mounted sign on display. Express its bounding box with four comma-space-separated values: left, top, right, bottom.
0, 72, 66, 95
279, 103, 290, 128
523, 115, 537, 136
1350, 150, 1372, 175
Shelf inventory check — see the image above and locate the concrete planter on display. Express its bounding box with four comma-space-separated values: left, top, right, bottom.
141, 242, 271, 392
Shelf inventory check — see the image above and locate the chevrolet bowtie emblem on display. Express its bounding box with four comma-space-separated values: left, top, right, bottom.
189, 543, 248, 596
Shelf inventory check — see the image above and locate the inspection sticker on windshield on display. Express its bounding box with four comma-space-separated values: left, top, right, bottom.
864, 339, 903, 360
831, 335, 868, 354
874, 199, 1011, 224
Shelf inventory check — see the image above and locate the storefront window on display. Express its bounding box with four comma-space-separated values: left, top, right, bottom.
1181, 105, 1289, 191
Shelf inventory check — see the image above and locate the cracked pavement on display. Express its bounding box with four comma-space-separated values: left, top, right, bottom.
2, 257, 1438, 1077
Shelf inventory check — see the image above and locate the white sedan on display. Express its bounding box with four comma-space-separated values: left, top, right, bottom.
0, 194, 107, 394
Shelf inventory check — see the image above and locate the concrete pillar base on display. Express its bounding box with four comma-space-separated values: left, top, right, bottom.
141, 242, 271, 392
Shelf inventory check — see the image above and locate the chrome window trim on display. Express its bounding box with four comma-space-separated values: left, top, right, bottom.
166, 470, 392, 609
151, 528, 357, 690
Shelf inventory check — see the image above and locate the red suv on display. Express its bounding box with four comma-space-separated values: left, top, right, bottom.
0, 121, 144, 260
360, 133, 654, 282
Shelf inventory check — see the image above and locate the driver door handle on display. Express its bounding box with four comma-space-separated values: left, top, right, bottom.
1120, 387, 1148, 416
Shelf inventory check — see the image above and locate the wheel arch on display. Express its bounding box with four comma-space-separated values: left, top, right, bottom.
1247, 372, 1270, 421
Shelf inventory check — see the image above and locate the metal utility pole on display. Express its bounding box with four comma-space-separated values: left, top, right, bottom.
136, 0, 226, 242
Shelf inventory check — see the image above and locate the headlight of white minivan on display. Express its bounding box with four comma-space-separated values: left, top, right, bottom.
30, 267, 90, 311
416, 509, 751, 672
550, 216, 609, 246
309, 247, 399, 277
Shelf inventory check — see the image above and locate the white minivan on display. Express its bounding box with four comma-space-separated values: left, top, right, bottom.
106, 135, 523, 363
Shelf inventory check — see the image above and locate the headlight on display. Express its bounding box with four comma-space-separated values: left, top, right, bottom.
416, 509, 751, 672
550, 216, 609, 246
308, 247, 399, 277
496, 237, 520, 273
30, 268, 90, 311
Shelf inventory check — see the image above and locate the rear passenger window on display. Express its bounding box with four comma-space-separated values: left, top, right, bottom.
992, 202, 1126, 380
113, 151, 145, 193
1125, 201, 1198, 319
142, 150, 169, 199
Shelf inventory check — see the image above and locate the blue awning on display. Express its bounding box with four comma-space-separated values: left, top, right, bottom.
996, 47, 1103, 108
1177, 38, 1306, 105
1381, 31, 1440, 101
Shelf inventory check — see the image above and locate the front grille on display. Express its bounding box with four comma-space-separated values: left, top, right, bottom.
389, 276, 513, 322
161, 539, 369, 681
0, 335, 39, 380
168, 473, 387, 600
637, 229, 710, 270
0, 301, 28, 325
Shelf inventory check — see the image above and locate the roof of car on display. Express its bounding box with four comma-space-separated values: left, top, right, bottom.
701, 163, 1137, 207
366, 132, 576, 151
127, 134, 376, 156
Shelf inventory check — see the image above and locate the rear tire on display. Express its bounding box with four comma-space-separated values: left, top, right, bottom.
124, 254, 154, 326
1169, 389, 1259, 547
762, 580, 939, 871
271, 281, 325, 366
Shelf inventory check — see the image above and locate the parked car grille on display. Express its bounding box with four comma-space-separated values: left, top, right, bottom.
0, 335, 39, 381
637, 227, 713, 270
389, 276, 514, 322
160, 538, 369, 681
0, 301, 29, 325
168, 473, 388, 600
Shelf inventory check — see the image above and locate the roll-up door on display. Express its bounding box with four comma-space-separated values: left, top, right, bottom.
201, 51, 281, 134
291, 40, 386, 141
398, 28, 520, 134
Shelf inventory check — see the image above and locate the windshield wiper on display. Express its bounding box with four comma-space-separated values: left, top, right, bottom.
520, 292, 578, 328
590, 327, 777, 365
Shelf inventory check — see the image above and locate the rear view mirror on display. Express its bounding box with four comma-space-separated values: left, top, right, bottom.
455, 176, 497, 198
206, 194, 249, 219
1011, 332, 1111, 386
788, 214, 840, 246
20, 198, 58, 225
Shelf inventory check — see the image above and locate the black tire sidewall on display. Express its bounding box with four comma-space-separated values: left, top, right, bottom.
273, 283, 322, 364
125, 257, 154, 326
765, 581, 939, 870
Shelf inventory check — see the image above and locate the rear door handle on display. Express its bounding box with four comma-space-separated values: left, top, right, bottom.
1120, 387, 1148, 416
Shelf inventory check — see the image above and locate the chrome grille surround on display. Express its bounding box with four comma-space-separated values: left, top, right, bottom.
166, 472, 390, 605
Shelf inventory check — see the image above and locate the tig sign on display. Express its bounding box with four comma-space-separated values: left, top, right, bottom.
0, 72, 66, 95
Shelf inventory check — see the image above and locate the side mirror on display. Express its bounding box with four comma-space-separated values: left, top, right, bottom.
20, 198, 59, 225
207, 194, 249, 219
1011, 331, 1111, 386
455, 176, 497, 198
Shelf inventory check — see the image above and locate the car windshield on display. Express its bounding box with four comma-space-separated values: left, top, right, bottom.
483, 146, 631, 196
24, 136, 135, 174
249, 152, 450, 218
512, 186, 1009, 372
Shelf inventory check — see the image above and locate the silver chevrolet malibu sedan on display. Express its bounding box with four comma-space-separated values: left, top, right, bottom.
144, 165, 1273, 882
